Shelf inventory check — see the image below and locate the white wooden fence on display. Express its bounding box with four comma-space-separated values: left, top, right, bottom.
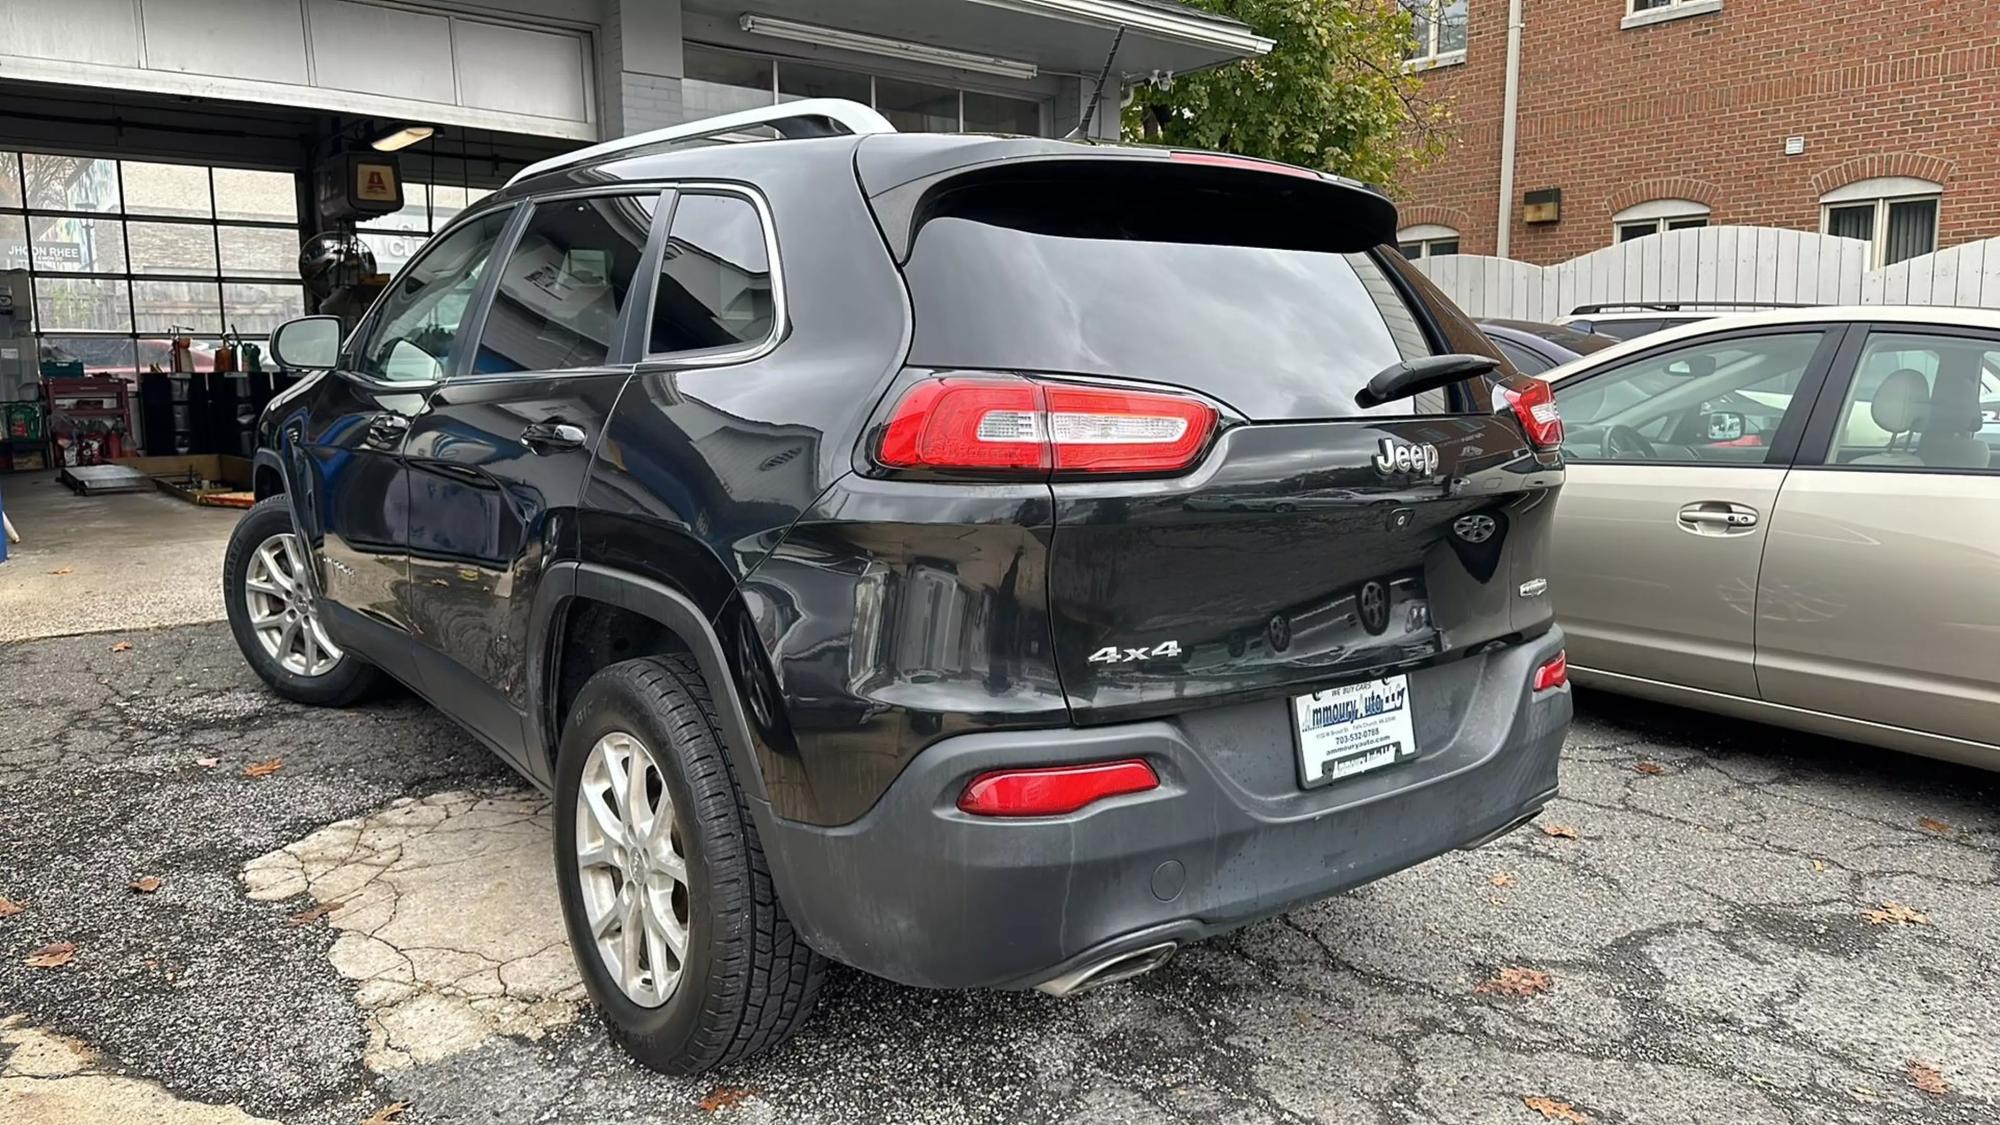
1412, 226, 2000, 321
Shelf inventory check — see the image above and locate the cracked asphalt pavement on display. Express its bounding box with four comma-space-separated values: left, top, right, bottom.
2, 622, 1997, 1124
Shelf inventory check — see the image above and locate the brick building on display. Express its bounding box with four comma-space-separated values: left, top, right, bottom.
1394, 0, 2000, 267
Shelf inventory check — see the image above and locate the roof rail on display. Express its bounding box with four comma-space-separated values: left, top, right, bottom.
507, 98, 896, 187
1568, 301, 1814, 315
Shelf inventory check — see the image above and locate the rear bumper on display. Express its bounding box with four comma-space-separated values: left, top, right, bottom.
759, 628, 1569, 990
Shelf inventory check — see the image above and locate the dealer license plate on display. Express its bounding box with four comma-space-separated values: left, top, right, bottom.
1292, 675, 1417, 789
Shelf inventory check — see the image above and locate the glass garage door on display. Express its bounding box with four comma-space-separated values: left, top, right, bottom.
0, 152, 305, 432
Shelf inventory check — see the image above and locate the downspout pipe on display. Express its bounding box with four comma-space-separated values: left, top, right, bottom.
1496, 0, 1525, 258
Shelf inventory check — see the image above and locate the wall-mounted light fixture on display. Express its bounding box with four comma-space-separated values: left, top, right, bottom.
1523, 188, 1562, 225
739, 14, 1039, 80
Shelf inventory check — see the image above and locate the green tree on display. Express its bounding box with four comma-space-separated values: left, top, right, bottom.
1123, 0, 1450, 188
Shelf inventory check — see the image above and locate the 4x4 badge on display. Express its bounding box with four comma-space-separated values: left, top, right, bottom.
1373, 438, 1440, 476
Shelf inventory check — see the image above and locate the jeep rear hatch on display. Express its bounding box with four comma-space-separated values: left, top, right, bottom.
874, 154, 1562, 724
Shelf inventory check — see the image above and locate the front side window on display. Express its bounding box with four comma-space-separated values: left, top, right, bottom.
1822, 332, 1999, 471
1401, 0, 1467, 63
1820, 178, 1940, 267
472, 194, 658, 374
650, 194, 776, 356
1553, 332, 1826, 462
351, 209, 511, 383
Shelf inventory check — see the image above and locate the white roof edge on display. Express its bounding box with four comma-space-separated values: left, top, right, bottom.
507, 99, 895, 187
961, 0, 1275, 56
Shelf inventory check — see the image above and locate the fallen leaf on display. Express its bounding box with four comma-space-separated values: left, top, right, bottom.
47, 567, 71, 576
360, 1101, 411, 1125
128, 876, 163, 894
1908, 1060, 1949, 1096
1849, 1085, 1879, 1103
1490, 872, 1517, 888
24, 941, 76, 968
1864, 901, 1929, 926
1633, 761, 1664, 775
1477, 967, 1553, 998
195, 757, 220, 769
1917, 817, 1950, 835
1522, 1095, 1590, 1123
1539, 822, 1579, 840
109, 641, 133, 653
699, 1086, 755, 1112
0, 896, 23, 918
1812, 860, 1826, 873
243, 758, 283, 779
289, 900, 344, 927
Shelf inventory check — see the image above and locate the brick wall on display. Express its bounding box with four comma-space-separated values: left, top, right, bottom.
1398, 0, 2000, 264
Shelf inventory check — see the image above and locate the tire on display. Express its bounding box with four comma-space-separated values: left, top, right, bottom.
222, 496, 382, 707
554, 654, 825, 1075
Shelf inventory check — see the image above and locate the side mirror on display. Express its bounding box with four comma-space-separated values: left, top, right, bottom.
1666, 354, 1717, 378
1705, 410, 1746, 442
269, 315, 342, 371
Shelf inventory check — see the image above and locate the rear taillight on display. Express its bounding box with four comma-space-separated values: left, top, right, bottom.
1499, 378, 1564, 451
1533, 650, 1568, 692
875, 375, 1218, 477
957, 759, 1160, 817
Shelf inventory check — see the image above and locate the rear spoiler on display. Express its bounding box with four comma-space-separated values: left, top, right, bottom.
861, 143, 1398, 263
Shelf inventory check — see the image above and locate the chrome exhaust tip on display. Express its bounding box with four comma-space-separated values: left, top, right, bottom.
1035, 941, 1177, 998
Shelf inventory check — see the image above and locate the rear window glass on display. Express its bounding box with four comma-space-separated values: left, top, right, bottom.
902, 183, 1444, 421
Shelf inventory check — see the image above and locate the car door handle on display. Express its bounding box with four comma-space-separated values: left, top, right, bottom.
520, 420, 587, 454
1677, 502, 1759, 533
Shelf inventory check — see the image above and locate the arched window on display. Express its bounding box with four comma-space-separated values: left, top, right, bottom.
1820, 177, 1941, 267
1612, 199, 1710, 242
1397, 224, 1460, 260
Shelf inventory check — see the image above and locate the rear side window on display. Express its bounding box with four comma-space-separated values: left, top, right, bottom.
650, 193, 776, 356
472, 193, 658, 374
900, 176, 1442, 421
1491, 336, 1552, 375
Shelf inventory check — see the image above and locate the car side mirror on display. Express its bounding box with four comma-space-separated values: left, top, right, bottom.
1705, 410, 1746, 442
1666, 355, 1717, 378
270, 315, 342, 371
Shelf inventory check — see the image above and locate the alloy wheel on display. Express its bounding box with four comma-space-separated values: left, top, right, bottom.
576, 731, 692, 1008
243, 532, 343, 678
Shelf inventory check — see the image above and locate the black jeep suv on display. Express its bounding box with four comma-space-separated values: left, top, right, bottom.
225, 99, 1571, 1074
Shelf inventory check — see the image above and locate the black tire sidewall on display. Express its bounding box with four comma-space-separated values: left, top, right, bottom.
222, 497, 373, 706
553, 661, 735, 1064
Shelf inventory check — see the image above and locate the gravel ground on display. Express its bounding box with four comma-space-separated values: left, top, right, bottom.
2, 622, 1996, 1124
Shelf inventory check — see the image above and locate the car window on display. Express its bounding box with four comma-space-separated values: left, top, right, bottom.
351, 209, 511, 383
1591, 319, 1664, 341
1823, 331, 2000, 471
1491, 336, 1551, 375
650, 193, 775, 356
1553, 332, 1825, 462
471, 193, 659, 374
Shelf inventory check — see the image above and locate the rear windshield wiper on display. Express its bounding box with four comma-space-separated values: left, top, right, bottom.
1355, 354, 1499, 409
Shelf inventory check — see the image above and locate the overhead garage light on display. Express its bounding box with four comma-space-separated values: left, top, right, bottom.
371, 124, 436, 152
739, 14, 1039, 80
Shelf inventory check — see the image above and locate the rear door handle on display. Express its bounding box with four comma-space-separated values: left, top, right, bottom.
1677, 501, 1759, 533
520, 420, 587, 454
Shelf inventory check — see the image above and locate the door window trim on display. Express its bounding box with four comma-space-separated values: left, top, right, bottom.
1550, 323, 1851, 468
634, 181, 788, 370
448, 186, 672, 384
1792, 321, 2000, 477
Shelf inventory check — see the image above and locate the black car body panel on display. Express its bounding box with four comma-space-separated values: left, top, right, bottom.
252, 126, 1569, 990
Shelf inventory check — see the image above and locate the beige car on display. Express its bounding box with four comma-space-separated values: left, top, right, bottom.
1540, 306, 2000, 769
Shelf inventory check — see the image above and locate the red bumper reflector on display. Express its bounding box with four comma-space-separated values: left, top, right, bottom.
1533, 651, 1569, 692
957, 759, 1160, 817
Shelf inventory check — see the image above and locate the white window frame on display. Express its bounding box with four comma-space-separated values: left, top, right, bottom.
1623, 0, 1724, 30
1397, 224, 1461, 260
1401, 1, 1467, 69
1611, 199, 1711, 243
1818, 177, 1942, 269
